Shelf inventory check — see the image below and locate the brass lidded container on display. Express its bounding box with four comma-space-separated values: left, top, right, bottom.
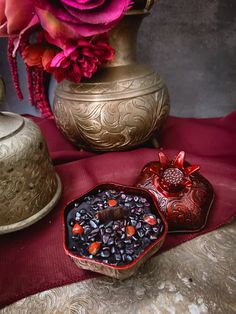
0, 78, 62, 234
0, 112, 62, 234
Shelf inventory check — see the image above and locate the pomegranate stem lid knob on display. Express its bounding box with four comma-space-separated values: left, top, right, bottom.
157, 151, 200, 193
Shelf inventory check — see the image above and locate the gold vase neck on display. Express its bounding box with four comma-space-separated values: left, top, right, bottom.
127, 0, 156, 13
106, 14, 145, 67
0, 112, 24, 140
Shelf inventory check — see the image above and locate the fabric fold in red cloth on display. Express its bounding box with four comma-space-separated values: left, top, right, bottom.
0, 111, 236, 309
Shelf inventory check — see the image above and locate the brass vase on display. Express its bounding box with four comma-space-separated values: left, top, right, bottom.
53, 5, 170, 151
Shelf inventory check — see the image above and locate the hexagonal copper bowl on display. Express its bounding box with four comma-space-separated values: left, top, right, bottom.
63, 183, 168, 279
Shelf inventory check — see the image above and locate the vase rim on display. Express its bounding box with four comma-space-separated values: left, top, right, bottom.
126, 10, 150, 16
0, 112, 25, 140
127, 0, 156, 14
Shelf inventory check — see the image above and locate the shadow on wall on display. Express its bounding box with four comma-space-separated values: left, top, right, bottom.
0, 0, 235, 118
138, 0, 236, 117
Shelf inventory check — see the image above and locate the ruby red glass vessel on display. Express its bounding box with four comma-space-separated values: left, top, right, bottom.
136, 151, 214, 232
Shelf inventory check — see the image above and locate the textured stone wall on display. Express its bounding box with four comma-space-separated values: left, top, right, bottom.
0, 0, 235, 117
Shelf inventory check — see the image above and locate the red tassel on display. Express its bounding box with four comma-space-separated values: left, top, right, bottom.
18, 40, 35, 106
26, 66, 35, 106
34, 68, 53, 119
10, 37, 53, 118
7, 38, 23, 101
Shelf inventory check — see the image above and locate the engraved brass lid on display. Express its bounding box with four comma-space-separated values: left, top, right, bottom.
0, 112, 24, 140
0, 112, 62, 234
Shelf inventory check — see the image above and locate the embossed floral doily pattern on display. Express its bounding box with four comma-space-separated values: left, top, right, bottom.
1, 221, 236, 314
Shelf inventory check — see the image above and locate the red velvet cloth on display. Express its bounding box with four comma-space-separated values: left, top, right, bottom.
0, 112, 236, 309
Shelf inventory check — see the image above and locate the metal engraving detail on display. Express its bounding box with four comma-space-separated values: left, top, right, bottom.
54, 75, 169, 151
60, 72, 163, 96
0, 115, 58, 227
136, 162, 214, 232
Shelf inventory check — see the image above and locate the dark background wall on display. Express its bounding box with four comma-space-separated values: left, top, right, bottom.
0, 0, 235, 117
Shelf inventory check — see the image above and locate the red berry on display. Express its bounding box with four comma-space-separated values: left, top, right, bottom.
108, 199, 117, 207
126, 225, 136, 237
89, 242, 101, 255
144, 215, 157, 226
72, 223, 84, 235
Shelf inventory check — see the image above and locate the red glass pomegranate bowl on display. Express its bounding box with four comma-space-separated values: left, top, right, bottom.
136, 151, 214, 232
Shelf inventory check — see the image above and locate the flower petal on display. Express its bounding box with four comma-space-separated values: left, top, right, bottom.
12, 15, 40, 56
0, 21, 7, 36
35, 8, 73, 39
42, 48, 58, 70
64, 0, 131, 25
0, 0, 6, 24
34, 1, 79, 24
5, 0, 35, 35
61, 0, 106, 10
36, 7, 114, 38
50, 51, 66, 67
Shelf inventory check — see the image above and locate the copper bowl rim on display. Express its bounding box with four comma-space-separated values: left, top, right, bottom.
63, 183, 168, 271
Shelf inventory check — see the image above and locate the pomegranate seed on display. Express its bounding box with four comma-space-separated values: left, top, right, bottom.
108, 199, 117, 207
89, 242, 101, 255
126, 225, 136, 237
144, 215, 157, 226
72, 223, 84, 235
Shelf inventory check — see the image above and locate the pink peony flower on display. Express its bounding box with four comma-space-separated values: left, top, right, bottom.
0, 0, 39, 36
34, 0, 132, 39
44, 37, 115, 83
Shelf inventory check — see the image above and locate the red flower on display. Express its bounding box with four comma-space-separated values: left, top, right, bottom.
45, 37, 115, 83
34, 0, 132, 39
21, 35, 115, 83
22, 44, 48, 67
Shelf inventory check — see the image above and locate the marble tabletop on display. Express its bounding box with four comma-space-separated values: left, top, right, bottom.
1, 219, 235, 314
